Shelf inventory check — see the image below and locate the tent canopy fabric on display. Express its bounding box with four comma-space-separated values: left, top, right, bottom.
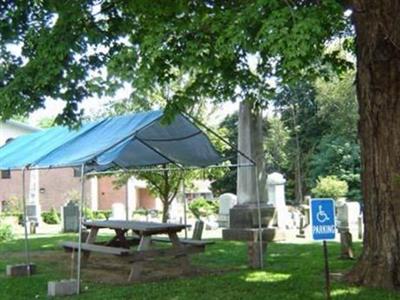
0, 110, 221, 171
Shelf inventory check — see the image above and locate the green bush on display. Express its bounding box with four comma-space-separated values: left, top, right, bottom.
1, 195, 22, 214
93, 210, 112, 220
83, 207, 94, 220
92, 210, 111, 220
0, 212, 22, 218
0, 223, 13, 242
311, 175, 349, 200
188, 197, 219, 219
41, 208, 61, 224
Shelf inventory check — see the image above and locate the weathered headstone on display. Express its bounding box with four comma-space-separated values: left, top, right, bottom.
48, 279, 78, 297
26, 204, 39, 234
218, 193, 237, 227
337, 200, 361, 236
62, 201, 79, 233
336, 199, 360, 259
192, 220, 204, 240
6, 263, 36, 277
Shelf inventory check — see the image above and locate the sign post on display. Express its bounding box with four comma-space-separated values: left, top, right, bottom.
310, 198, 336, 300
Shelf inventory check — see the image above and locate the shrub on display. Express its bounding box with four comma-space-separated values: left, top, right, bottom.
188, 197, 219, 219
311, 176, 349, 200
0, 223, 13, 242
94, 212, 106, 220
41, 208, 61, 224
83, 207, 94, 220
93, 210, 112, 220
92, 210, 111, 220
1, 195, 22, 214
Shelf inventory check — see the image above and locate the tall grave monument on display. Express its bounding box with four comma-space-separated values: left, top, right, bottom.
223, 101, 278, 268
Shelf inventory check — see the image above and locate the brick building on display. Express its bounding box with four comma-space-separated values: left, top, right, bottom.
0, 120, 161, 215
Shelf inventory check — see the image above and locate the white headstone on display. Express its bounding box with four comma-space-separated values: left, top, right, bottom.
110, 203, 126, 220
267, 172, 289, 228
218, 193, 237, 227
219, 193, 237, 215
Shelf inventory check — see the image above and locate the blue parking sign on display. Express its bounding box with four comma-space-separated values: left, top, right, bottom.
310, 198, 336, 241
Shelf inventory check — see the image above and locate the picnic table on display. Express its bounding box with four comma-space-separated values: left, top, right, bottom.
61, 220, 206, 281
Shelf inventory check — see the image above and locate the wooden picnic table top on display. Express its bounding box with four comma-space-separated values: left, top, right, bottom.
83, 220, 189, 235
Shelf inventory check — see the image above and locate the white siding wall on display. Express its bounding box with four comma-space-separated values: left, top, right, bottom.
0, 122, 38, 146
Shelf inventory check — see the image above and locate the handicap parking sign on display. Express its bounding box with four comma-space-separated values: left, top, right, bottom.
310, 198, 336, 241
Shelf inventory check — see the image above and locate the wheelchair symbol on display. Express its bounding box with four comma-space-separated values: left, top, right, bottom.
316, 205, 330, 223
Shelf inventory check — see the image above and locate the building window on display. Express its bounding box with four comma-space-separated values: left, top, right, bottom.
1, 170, 11, 179
73, 167, 82, 178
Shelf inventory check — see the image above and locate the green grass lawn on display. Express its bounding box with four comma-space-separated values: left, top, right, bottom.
1, 234, 400, 300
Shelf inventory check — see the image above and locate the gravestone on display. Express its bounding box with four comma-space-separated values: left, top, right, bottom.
48, 279, 78, 297
218, 193, 237, 227
223, 101, 280, 268
336, 199, 360, 259
267, 172, 289, 228
337, 200, 361, 237
109, 203, 126, 220
62, 201, 79, 233
26, 204, 39, 234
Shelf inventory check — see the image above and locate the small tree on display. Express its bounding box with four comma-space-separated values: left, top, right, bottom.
114, 167, 193, 223
188, 197, 219, 220
311, 176, 348, 200
0, 223, 13, 242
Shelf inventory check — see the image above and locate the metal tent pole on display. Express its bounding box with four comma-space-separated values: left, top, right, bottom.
125, 183, 129, 221
21, 168, 31, 275
76, 163, 85, 295
181, 174, 188, 239
254, 164, 264, 269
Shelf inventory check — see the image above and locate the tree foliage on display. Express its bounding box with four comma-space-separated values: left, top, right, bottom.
0, 1, 351, 124
311, 175, 349, 200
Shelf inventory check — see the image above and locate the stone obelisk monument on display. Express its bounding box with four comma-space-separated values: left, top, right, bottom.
223, 101, 278, 268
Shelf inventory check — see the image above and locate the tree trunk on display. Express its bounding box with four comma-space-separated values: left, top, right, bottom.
291, 104, 303, 204
347, 0, 400, 289
161, 200, 170, 223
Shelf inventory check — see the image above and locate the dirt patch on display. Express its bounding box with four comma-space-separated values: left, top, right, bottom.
4, 250, 230, 285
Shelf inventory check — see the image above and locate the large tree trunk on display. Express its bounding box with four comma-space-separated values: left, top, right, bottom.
347, 0, 400, 289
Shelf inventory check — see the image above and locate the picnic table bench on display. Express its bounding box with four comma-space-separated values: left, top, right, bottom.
61, 220, 206, 281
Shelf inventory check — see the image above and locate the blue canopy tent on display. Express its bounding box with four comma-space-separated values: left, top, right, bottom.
0, 110, 254, 293
0, 110, 221, 170
0, 110, 257, 293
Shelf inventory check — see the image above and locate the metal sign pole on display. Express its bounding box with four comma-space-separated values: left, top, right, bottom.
21, 168, 31, 275
323, 240, 331, 300
76, 163, 85, 295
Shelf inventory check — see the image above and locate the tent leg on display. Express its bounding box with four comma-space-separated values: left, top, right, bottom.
125, 182, 129, 221
76, 164, 85, 295
254, 164, 264, 269
181, 175, 188, 239
21, 168, 31, 275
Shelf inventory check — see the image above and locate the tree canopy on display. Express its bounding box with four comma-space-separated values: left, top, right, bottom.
0, 1, 352, 124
